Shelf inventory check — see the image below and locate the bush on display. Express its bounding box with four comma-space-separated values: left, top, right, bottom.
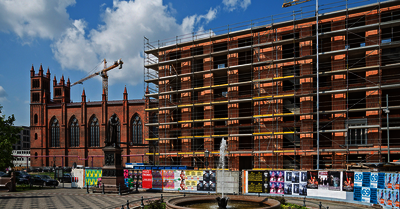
145, 199, 165, 209
281, 203, 308, 209
269, 196, 286, 205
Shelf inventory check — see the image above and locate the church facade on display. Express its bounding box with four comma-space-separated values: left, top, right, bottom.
30, 65, 156, 168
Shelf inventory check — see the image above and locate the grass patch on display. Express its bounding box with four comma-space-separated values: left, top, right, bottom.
29, 172, 55, 177
16, 184, 48, 192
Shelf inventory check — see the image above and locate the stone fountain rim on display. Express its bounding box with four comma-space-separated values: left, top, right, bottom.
166, 195, 280, 209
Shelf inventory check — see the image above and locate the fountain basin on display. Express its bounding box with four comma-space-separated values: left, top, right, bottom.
166, 195, 280, 209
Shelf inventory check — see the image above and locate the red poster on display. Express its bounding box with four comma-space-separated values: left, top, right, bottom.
142, 170, 152, 189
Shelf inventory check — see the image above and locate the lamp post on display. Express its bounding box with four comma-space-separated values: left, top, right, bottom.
204, 149, 209, 168
53, 156, 56, 179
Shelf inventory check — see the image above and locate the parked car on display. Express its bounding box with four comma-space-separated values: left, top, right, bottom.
0, 171, 5, 177
15, 171, 30, 184
30, 175, 59, 186
59, 173, 72, 183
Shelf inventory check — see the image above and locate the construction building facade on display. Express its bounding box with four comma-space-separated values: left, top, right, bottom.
144, 0, 400, 170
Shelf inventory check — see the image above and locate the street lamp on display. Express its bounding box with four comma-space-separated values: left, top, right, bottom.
204, 149, 209, 168
53, 156, 56, 180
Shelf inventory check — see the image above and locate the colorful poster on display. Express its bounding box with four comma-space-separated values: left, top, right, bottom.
277, 182, 284, 194
142, 170, 152, 189
328, 171, 340, 191
395, 173, 400, 190
248, 181, 263, 193
292, 183, 299, 195
307, 171, 318, 189
386, 189, 394, 207
394, 190, 400, 208
277, 171, 284, 182
354, 172, 363, 187
284, 182, 292, 195
162, 170, 183, 191
292, 171, 299, 183
248, 171, 263, 193
263, 171, 270, 193
377, 188, 386, 206
343, 171, 354, 192
318, 171, 328, 190
124, 170, 142, 189
370, 188, 377, 204
299, 183, 307, 196
361, 187, 371, 203
378, 172, 385, 189
370, 172, 378, 188
270, 182, 278, 194
362, 172, 371, 187
270, 171, 277, 183
300, 172, 307, 183
285, 171, 292, 182
85, 169, 102, 186
284, 171, 292, 195
386, 173, 394, 189
353, 186, 362, 201
152, 170, 162, 190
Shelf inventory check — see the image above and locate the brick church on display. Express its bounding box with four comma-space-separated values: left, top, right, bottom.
30, 65, 157, 168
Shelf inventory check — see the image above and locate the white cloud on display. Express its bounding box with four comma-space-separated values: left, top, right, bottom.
0, 86, 8, 103
222, 0, 251, 12
52, 0, 217, 86
0, 0, 75, 41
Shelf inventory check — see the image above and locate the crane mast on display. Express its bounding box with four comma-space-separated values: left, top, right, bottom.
71, 58, 123, 101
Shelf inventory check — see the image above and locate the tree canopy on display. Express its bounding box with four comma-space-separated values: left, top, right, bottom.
0, 105, 21, 171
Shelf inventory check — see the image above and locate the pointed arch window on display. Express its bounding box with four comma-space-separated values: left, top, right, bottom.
50, 118, 60, 147
132, 114, 142, 144
89, 116, 100, 147
70, 117, 79, 147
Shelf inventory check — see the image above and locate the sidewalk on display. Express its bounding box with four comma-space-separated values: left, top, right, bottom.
0, 187, 375, 209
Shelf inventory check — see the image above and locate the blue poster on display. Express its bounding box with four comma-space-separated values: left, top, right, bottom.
354, 186, 362, 201
370, 172, 378, 188
354, 172, 363, 187
370, 188, 377, 204
361, 187, 371, 203
378, 173, 385, 189
362, 172, 371, 187
386, 173, 394, 190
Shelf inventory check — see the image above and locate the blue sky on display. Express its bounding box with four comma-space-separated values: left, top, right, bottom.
0, 0, 319, 126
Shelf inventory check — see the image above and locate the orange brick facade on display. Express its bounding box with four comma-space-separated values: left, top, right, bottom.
30, 66, 155, 168
144, 1, 400, 170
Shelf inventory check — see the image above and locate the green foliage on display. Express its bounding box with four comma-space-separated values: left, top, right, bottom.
281, 203, 308, 209
145, 199, 166, 209
0, 104, 22, 171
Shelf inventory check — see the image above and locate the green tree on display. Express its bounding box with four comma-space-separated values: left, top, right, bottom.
0, 105, 21, 171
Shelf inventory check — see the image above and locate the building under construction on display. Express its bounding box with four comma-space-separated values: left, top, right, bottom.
144, 0, 400, 170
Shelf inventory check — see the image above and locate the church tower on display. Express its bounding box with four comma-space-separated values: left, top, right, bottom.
30, 65, 51, 167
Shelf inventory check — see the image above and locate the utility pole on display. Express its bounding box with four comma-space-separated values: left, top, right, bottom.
316, 0, 320, 170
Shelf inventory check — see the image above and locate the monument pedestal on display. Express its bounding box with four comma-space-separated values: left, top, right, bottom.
93, 146, 129, 194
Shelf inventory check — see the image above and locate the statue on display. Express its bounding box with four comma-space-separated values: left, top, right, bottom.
106, 114, 119, 147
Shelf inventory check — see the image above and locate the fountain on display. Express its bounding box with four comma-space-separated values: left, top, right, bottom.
165, 137, 280, 209
217, 138, 229, 208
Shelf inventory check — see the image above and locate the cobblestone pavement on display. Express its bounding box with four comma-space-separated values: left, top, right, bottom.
0, 186, 375, 209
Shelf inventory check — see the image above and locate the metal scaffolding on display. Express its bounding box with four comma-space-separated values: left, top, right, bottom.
144, 0, 400, 170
